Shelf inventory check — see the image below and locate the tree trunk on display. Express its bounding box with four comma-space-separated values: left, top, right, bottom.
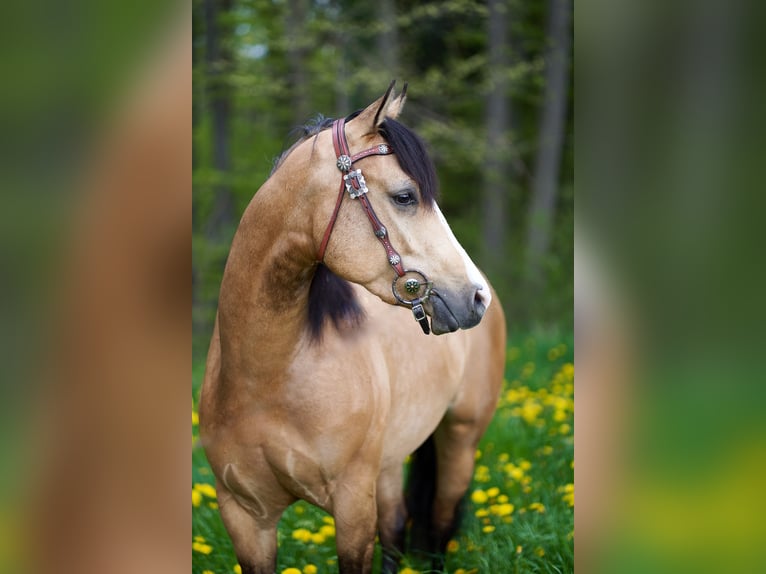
203, 0, 234, 240
376, 0, 400, 77
524, 0, 572, 292
285, 0, 309, 124
482, 0, 510, 282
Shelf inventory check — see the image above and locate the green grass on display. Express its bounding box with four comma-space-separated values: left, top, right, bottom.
192, 330, 574, 574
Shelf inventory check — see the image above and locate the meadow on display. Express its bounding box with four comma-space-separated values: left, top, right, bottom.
192, 331, 574, 574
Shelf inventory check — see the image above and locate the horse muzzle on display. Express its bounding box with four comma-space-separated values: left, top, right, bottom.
426, 285, 488, 335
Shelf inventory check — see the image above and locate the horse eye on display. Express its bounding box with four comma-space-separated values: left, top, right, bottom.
393, 192, 416, 207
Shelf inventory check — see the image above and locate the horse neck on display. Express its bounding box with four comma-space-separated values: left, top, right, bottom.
217, 175, 317, 379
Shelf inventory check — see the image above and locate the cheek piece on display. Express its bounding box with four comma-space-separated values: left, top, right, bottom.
316, 117, 433, 335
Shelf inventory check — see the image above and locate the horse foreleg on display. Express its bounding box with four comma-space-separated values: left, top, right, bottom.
333, 470, 378, 574
217, 488, 282, 574
376, 463, 407, 574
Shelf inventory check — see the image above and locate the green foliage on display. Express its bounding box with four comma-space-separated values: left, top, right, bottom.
192, 0, 573, 356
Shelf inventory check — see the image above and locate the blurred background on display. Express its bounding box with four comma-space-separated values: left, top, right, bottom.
191, 0, 574, 358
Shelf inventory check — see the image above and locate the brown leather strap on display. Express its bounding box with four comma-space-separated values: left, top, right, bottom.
316, 118, 397, 266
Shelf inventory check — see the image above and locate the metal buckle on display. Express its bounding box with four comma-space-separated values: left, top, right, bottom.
412, 302, 426, 322
411, 299, 431, 335
344, 169, 368, 199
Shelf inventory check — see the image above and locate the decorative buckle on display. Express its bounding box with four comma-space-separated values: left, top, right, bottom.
344, 169, 368, 199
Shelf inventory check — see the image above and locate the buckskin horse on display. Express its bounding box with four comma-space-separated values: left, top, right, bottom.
199, 82, 506, 574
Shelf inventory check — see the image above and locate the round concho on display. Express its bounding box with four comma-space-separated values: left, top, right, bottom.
392, 269, 433, 305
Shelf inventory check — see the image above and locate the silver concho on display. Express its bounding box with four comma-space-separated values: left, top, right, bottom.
404, 278, 420, 294
378, 144, 390, 154
389, 254, 401, 266
336, 154, 352, 172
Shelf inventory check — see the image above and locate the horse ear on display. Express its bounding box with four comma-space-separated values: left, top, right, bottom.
352, 80, 407, 135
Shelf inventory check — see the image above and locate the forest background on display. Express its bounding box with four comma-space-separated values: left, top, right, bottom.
192, 0, 573, 357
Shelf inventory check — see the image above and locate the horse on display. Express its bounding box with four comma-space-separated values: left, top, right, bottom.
199, 81, 506, 574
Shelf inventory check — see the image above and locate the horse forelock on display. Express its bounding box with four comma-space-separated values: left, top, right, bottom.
377, 118, 439, 209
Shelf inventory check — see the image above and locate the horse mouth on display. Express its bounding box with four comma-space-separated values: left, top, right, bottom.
427, 291, 460, 335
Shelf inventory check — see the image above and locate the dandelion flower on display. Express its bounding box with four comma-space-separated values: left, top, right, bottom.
192, 541, 213, 554
399, 568, 419, 574
319, 524, 336, 537
446, 540, 459, 553
528, 502, 546, 513
303, 566, 318, 574
535, 547, 545, 557
310, 532, 326, 544
489, 503, 514, 516
234, 566, 242, 574
486, 487, 500, 498
291, 528, 312, 543
192, 490, 202, 507
482, 525, 495, 534
282, 569, 302, 574
195, 483, 217, 499
470, 489, 488, 504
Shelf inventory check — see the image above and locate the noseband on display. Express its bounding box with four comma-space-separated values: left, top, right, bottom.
316, 117, 433, 334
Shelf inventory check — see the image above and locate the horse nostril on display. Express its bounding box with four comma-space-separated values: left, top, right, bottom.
473, 285, 489, 316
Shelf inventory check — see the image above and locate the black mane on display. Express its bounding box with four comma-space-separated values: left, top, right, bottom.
276, 112, 439, 341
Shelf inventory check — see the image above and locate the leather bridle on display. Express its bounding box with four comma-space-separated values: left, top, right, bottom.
316, 117, 433, 334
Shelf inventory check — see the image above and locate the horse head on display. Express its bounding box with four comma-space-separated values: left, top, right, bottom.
307, 83, 491, 335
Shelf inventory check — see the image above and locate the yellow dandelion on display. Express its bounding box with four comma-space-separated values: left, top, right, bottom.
529, 502, 546, 513
470, 489, 488, 504
192, 411, 199, 425
535, 547, 545, 557
489, 503, 514, 516
282, 569, 302, 574
498, 453, 509, 462
195, 483, 217, 499
310, 532, 326, 545
520, 460, 531, 471
482, 525, 495, 534
541, 445, 554, 456
234, 565, 242, 574
192, 489, 202, 507
516, 545, 522, 554
291, 528, 313, 543
504, 464, 524, 481
497, 494, 509, 503
553, 410, 567, 422
474, 449, 482, 460
322, 516, 335, 525
194, 535, 206, 542
208, 502, 219, 510
455, 569, 467, 574
520, 399, 542, 424
319, 524, 336, 537
475, 508, 489, 518
294, 505, 304, 515
192, 541, 213, 554
202, 570, 214, 574
486, 486, 500, 498
559, 423, 571, 435
446, 539, 459, 553
399, 568, 419, 574
303, 566, 318, 574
